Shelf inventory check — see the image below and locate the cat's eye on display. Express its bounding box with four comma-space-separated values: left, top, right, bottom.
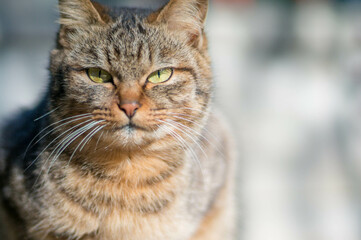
147, 68, 173, 84
87, 68, 112, 83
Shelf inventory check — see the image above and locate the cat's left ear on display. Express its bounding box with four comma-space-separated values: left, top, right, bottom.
58, 0, 110, 26
147, 0, 208, 49
57, 0, 110, 48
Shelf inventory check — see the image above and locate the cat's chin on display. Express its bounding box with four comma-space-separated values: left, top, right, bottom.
100, 124, 157, 150
112, 123, 149, 132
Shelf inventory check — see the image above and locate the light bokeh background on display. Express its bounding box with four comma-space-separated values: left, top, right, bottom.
1, 0, 361, 240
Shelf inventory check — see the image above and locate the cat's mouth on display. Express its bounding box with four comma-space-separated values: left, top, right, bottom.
113, 122, 149, 132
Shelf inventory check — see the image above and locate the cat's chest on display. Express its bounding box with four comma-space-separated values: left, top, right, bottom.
40, 164, 197, 240
94, 201, 197, 240
48, 196, 197, 240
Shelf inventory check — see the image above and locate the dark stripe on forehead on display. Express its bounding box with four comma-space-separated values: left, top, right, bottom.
148, 46, 153, 64
105, 47, 112, 65
114, 45, 121, 58
137, 23, 146, 34
137, 42, 143, 61
84, 47, 99, 62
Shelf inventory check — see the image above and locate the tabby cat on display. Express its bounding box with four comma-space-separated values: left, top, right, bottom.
0, 0, 235, 239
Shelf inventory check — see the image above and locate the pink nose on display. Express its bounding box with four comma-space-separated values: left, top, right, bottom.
119, 102, 140, 118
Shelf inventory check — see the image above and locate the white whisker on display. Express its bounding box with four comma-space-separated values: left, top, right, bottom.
165, 115, 224, 157
158, 120, 205, 182
95, 131, 105, 151
80, 125, 105, 152
160, 119, 208, 159
49, 121, 100, 165
165, 112, 221, 144
31, 119, 96, 188
24, 113, 92, 157
44, 120, 104, 178
25, 119, 93, 172
178, 107, 205, 113
33, 107, 60, 122
67, 121, 105, 164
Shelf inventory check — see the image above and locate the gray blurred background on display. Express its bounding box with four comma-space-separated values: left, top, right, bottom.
1, 0, 361, 239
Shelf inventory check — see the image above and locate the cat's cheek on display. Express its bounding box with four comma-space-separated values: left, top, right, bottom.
167, 89, 197, 107
142, 86, 188, 108
66, 83, 114, 110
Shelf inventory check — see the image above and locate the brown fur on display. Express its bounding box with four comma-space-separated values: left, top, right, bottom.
0, 0, 235, 239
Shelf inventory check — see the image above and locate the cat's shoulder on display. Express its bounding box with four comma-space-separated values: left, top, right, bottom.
0, 100, 46, 167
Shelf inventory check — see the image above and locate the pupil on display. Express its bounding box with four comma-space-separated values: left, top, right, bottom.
157, 71, 161, 78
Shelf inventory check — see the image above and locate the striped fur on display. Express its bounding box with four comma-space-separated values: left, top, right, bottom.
0, 0, 235, 239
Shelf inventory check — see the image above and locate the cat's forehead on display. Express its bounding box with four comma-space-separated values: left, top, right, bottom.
66, 7, 191, 79
108, 15, 149, 43
106, 17, 187, 65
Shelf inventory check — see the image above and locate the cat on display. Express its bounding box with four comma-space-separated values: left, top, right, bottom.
0, 0, 235, 239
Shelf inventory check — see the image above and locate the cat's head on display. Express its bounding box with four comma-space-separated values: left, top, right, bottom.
49, 0, 212, 150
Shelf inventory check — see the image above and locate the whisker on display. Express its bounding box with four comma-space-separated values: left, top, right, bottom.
161, 112, 201, 119
80, 125, 105, 152
104, 130, 119, 151
178, 107, 206, 113
151, 107, 206, 114
164, 124, 205, 183
160, 120, 208, 160
160, 123, 191, 157
24, 113, 93, 158
33, 107, 60, 122
25, 119, 93, 172
31, 119, 97, 189
68, 121, 105, 164
167, 119, 210, 145
44, 120, 104, 178
164, 114, 224, 156
49, 121, 100, 165
158, 120, 205, 182
53, 122, 100, 169
95, 131, 105, 151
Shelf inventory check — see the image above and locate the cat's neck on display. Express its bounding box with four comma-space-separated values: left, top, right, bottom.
41, 133, 187, 187
39, 139, 188, 215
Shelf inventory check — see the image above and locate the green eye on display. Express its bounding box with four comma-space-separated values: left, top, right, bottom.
87, 68, 112, 83
147, 68, 173, 84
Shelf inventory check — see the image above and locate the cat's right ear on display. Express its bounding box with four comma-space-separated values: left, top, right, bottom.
146, 0, 208, 49
57, 0, 110, 48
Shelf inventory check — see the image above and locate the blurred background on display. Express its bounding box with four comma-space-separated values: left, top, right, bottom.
1, 0, 361, 239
